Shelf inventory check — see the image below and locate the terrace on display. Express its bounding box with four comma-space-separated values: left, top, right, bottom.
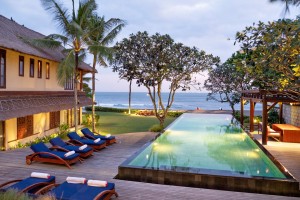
0, 130, 299, 199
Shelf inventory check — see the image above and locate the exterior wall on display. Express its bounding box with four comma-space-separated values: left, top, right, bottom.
5, 112, 57, 149
4, 109, 83, 150
2, 48, 64, 91
282, 104, 300, 127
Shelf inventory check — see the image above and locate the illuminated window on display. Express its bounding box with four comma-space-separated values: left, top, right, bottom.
19, 56, 24, 76
46, 62, 50, 79
29, 59, 34, 77
0, 49, 6, 88
38, 60, 42, 78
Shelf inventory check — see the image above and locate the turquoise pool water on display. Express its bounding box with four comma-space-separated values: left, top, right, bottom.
128, 113, 286, 179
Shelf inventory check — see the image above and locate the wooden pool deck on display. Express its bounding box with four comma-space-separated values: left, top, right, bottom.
0, 132, 299, 199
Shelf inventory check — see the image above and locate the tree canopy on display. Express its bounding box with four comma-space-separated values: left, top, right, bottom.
234, 18, 300, 99
112, 31, 219, 127
204, 52, 251, 113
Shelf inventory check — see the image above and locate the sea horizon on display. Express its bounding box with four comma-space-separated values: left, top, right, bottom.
94, 92, 263, 111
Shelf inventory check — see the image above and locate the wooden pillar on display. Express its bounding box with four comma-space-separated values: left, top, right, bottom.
262, 97, 268, 145
249, 100, 255, 132
240, 97, 244, 126
279, 103, 283, 123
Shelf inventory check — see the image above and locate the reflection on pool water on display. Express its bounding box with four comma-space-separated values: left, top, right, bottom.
128, 113, 286, 179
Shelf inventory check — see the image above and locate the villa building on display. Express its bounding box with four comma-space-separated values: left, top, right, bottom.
0, 15, 93, 150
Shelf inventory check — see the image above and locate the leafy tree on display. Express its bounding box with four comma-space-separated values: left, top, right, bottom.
112, 31, 219, 128
235, 19, 300, 99
204, 52, 251, 113
86, 15, 125, 131
39, 0, 99, 132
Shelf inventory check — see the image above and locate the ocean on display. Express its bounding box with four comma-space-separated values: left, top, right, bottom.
95, 92, 262, 111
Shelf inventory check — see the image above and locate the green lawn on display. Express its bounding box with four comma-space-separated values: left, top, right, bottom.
83, 112, 177, 134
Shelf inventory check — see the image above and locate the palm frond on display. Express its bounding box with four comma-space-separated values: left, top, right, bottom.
56, 50, 75, 86
45, 34, 68, 45
20, 36, 61, 49
40, 0, 71, 36
102, 23, 125, 45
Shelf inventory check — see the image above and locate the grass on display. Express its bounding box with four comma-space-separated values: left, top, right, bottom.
83, 112, 177, 134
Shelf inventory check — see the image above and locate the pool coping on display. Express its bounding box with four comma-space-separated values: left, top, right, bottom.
117, 113, 300, 196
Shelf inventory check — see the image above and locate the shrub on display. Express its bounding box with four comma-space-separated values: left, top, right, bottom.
58, 123, 69, 138
167, 111, 183, 117
268, 108, 280, 125
0, 189, 55, 200
149, 124, 164, 132
85, 106, 139, 114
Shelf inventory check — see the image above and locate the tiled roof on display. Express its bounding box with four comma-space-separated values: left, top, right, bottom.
0, 15, 93, 72
0, 91, 92, 121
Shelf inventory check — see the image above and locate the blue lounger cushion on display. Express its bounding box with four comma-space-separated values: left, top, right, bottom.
50, 137, 93, 154
50, 181, 115, 200
74, 182, 115, 200
30, 143, 79, 160
4, 176, 55, 193
81, 128, 115, 141
67, 132, 106, 146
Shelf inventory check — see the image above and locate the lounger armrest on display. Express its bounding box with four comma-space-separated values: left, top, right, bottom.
50, 146, 69, 152
0, 179, 22, 189
94, 189, 117, 200
34, 183, 59, 195
68, 139, 84, 145
23, 182, 54, 193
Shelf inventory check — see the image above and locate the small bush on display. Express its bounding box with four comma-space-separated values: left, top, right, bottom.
268, 108, 280, 125
0, 189, 55, 200
167, 111, 183, 117
85, 106, 138, 113
149, 124, 164, 132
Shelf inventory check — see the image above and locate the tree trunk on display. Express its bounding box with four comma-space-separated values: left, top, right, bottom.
74, 51, 79, 133
159, 116, 165, 128
128, 79, 132, 114
92, 54, 96, 132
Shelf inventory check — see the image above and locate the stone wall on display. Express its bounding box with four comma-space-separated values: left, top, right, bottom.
283, 104, 300, 127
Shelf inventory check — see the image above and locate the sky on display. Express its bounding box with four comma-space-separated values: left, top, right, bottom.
0, 0, 299, 92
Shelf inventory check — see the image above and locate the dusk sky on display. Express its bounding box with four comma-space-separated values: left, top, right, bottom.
0, 0, 298, 92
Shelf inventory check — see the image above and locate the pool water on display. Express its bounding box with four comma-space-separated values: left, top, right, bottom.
128, 113, 286, 179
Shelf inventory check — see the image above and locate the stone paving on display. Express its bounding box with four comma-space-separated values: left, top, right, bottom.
0, 131, 299, 199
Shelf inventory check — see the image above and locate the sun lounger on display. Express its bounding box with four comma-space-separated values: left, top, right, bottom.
81, 128, 116, 145
36, 177, 118, 200
0, 172, 55, 194
67, 132, 106, 151
26, 142, 81, 169
50, 137, 93, 158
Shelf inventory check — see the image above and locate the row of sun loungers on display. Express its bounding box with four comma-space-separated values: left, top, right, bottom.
26, 128, 116, 169
0, 172, 118, 200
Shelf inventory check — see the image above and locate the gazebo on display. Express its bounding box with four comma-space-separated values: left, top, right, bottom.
240, 90, 299, 145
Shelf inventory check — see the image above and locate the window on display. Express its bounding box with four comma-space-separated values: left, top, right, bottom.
19, 56, 24, 76
46, 62, 50, 79
50, 111, 60, 129
38, 60, 42, 78
0, 49, 6, 88
17, 115, 33, 139
64, 76, 74, 90
29, 59, 34, 77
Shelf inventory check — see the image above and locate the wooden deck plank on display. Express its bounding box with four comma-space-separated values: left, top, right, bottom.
0, 131, 299, 199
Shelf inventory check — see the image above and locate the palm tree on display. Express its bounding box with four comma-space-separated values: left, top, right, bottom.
39, 0, 100, 132
270, 0, 300, 13
86, 15, 125, 132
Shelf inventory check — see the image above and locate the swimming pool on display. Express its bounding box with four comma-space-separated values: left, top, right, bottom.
118, 113, 299, 196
